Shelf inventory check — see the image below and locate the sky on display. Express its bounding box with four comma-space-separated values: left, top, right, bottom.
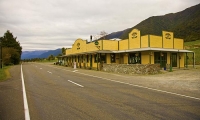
0, 0, 199, 51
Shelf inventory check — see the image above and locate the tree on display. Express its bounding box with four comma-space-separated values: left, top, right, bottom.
93, 31, 108, 40
2, 47, 19, 65
99, 31, 107, 40
62, 47, 66, 55
47, 54, 54, 61
0, 30, 22, 65
57, 54, 62, 57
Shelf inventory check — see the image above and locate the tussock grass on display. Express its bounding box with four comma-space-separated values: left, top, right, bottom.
0, 66, 11, 82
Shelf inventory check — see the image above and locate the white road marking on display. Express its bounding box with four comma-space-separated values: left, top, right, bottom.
68, 80, 84, 87
47, 71, 52, 74
75, 72, 200, 101
21, 64, 30, 120
39, 64, 200, 101
73, 70, 78, 72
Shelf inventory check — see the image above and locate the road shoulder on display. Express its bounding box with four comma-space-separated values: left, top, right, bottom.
0, 65, 24, 120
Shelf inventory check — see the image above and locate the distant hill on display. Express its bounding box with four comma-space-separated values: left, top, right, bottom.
106, 3, 200, 42
21, 48, 62, 59
37, 49, 62, 58
21, 50, 48, 59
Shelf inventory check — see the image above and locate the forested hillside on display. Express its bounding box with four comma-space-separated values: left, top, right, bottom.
106, 3, 200, 42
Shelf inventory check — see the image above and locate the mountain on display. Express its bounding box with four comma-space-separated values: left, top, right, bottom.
21, 50, 48, 59
37, 49, 62, 58
106, 3, 200, 42
21, 49, 62, 59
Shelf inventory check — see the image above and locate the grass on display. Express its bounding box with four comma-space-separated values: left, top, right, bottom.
37, 59, 57, 63
0, 66, 11, 82
184, 40, 200, 65
184, 40, 200, 46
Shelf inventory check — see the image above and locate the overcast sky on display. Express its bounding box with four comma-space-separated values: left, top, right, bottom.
0, 0, 199, 51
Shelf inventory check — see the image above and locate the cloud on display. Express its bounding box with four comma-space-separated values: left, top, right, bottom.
0, 0, 199, 51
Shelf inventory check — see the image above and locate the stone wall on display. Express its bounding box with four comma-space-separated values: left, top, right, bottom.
102, 64, 160, 75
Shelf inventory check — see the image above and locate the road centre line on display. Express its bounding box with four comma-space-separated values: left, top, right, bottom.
21, 64, 31, 120
42, 64, 200, 100
68, 80, 84, 87
47, 71, 52, 74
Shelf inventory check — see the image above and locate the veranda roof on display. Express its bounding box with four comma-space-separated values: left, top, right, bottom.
60, 47, 193, 57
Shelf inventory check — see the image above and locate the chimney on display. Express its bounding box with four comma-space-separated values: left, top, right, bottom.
90, 35, 92, 42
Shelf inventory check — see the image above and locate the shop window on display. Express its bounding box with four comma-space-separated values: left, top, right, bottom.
81, 55, 83, 62
100, 54, 106, 63
86, 55, 89, 63
77, 56, 80, 62
128, 53, 141, 64
154, 52, 160, 64
110, 53, 115, 63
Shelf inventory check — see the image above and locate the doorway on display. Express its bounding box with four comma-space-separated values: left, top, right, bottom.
90, 55, 92, 69
172, 53, 177, 67
128, 53, 141, 64
154, 52, 167, 68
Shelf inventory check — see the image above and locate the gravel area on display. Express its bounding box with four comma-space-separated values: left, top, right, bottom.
130, 66, 200, 98
141, 68, 200, 90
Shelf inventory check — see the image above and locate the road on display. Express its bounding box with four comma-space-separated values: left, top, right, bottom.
0, 62, 200, 120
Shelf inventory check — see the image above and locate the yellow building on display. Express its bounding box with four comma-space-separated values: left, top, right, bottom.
61, 29, 194, 71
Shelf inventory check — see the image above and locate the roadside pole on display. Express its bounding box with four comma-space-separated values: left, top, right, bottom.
0, 43, 2, 69
169, 53, 172, 72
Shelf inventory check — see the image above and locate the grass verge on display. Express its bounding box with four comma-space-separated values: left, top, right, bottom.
0, 66, 11, 82
184, 40, 200, 65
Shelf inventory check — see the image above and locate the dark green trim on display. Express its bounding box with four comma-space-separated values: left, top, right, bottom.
160, 52, 162, 68
128, 37, 130, 49
148, 35, 150, 47
94, 41, 99, 45
162, 33, 163, 48
149, 52, 151, 64
90, 54, 92, 69
102, 40, 103, 50
186, 52, 188, 68
170, 53, 172, 72
128, 53, 130, 64
179, 52, 180, 69
118, 41, 119, 50
173, 36, 174, 49
140, 31, 141, 48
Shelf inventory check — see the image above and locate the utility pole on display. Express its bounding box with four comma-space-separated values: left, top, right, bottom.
0, 41, 2, 69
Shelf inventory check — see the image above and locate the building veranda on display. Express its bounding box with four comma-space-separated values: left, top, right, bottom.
58, 29, 195, 74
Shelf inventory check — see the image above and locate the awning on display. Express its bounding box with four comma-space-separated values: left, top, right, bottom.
61, 47, 193, 57
125, 47, 194, 53
178, 49, 194, 53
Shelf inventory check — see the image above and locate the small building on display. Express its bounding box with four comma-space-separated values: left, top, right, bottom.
60, 29, 194, 74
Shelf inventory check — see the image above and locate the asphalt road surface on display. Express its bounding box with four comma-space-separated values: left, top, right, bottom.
0, 62, 200, 120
